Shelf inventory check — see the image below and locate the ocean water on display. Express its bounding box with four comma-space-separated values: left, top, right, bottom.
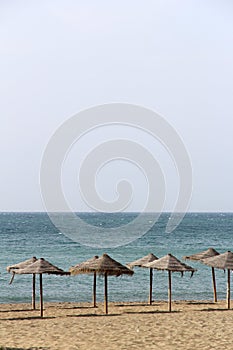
0, 212, 232, 304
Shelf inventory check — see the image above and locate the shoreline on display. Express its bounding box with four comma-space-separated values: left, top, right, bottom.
1, 300, 233, 349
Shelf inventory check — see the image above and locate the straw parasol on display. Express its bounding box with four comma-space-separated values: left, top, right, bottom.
127, 253, 158, 305
201, 251, 233, 309
12, 258, 69, 317
7, 257, 38, 309
72, 253, 134, 314
69, 255, 99, 307
144, 253, 196, 312
183, 248, 219, 302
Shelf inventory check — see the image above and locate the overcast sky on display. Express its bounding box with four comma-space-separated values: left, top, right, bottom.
0, 0, 233, 212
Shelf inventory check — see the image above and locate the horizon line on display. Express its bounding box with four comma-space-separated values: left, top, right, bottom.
0, 210, 233, 214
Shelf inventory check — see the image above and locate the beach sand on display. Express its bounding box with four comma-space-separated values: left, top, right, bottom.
0, 300, 233, 350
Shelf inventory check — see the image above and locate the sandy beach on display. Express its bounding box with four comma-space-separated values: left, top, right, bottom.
0, 300, 233, 350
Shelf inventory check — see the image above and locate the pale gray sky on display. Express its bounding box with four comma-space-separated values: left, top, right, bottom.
0, 0, 233, 212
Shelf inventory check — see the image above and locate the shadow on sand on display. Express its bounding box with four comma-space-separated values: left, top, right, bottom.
67, 313, 121, 318
0, 347, 49, 350
59, 305, 96, 310
115, 303, 156, 307
123, 309, 181, 315
0, 309, 35, 313
199, 307, 232, 312
0, 316, 55, 321
186, 301, 215, 305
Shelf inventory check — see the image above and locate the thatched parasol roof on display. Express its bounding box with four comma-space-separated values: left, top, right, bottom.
7, 257, 39, 308
201, 251, 233, 270
144, 253, 196, 275
12, 258, 69, 275
183, 248, 220, 303
201, 251, 233, 309
69, 255, 100, 307
183, 248, 219, 261
6, 257, 38, 272
70, 254, 133, 314
69, 256, 99, 275
127, 253, 159, 305
72, 253, 134, 277
144, 253, 196, 312
10, 258, 69, 317
127, 253, 158, 268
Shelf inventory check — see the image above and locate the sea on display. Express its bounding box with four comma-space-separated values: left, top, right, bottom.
0, 212, 232, 304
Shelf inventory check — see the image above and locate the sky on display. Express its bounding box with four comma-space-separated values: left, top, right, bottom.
0, 0, 233, 212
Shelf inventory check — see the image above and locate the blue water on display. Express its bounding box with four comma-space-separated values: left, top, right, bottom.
0, 212, 232, 304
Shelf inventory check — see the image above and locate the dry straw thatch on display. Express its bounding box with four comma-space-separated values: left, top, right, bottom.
127, 253, 158, 268
71, 253, 133, 314
73, 253, 133, 277
13, 258, 69, 275
69, 255, 99, 307
144, 253, 196, 312
145, 253, 196, 274
183, 248, 219, 261
201, 251, 233, 309
13, 258, 69, 317
6, 256, 38, 273
201, 250, 233, 270
69, 255, 99, 275
127, 253, 158, 305
183, 248, 220, 302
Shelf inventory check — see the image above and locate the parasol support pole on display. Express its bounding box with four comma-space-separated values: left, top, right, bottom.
148, 268, 153, 305
40, 273, 43, 317
168, 270, 172, 312
211, 267, 217, 303
93, 272, 97, 308
104, 272, 108, 314
227, 269, 231, 309
32, 273, 36, 310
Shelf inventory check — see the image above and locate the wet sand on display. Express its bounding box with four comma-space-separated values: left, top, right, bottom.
0, 300, 233, 350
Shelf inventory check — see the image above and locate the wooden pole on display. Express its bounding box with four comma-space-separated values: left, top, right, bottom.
227, 269, 231, 309
32, 273, 36, 310
104, 272, 108, 314
40, 274, 43, 317
148, 268, 153, 305
168, 270, 172, 312
211, 267, 217, 303
93, 272, 97, 308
